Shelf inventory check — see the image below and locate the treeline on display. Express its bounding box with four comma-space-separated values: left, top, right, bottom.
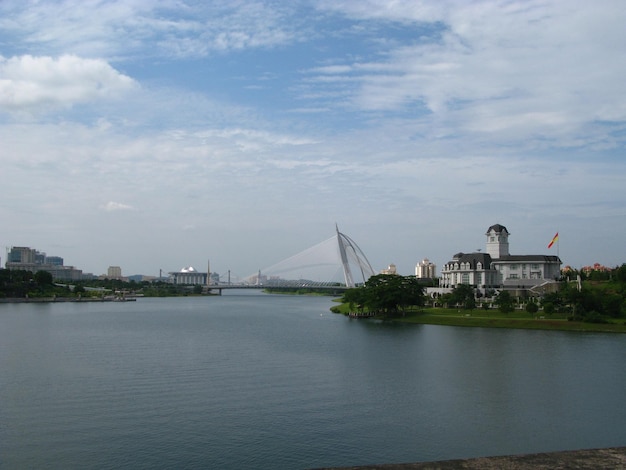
339, 274, 426, 316
542, 265, 626, 322
567, 265, 626, 282
0, 269, 64, 298
0, 269, 204, 298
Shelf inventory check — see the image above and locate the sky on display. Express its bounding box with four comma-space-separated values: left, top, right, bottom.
1, 0, 625, 279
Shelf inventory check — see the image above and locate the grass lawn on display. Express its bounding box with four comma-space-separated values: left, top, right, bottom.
332, 302, 626, 333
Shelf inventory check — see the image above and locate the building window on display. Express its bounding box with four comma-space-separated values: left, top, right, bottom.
531, 264, 539, 270
462, 273, 469, 284
508, 274, 519, 280
510, 264, 518, 270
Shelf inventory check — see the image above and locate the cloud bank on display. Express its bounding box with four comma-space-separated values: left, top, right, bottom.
0, 55, 136, 112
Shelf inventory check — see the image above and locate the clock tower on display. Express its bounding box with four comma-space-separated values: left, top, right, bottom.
486, 224, 510, 259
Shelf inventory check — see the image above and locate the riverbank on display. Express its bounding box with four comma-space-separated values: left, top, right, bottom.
321, 446, 626, 469
396, 309, 626, 333
0, 297, 136, 303
333, 303, 626, 333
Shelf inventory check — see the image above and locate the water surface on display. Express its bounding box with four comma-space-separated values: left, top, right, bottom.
1, 293, 625, 468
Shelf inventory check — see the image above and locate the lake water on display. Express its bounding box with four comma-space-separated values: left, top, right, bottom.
1, 292, 625, 469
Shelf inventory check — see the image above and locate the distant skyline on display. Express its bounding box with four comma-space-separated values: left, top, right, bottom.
2, 1, 625, 277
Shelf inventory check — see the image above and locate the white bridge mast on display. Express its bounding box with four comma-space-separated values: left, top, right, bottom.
336, 224, 375, 288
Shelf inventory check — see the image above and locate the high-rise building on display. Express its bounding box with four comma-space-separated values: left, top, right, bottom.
5, 246, 83, 281
415, 258, 436, 278
107, 266, 122, 279
45, 256, 64, 266
7, 247, 37, 264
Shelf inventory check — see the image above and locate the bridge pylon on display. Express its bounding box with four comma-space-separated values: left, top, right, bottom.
335, 224, 375, 288
235, 225, 375, 288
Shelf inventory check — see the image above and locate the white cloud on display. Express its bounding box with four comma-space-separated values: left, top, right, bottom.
0, 1, 301, 60
0, 55, 136, 112
309, 0, 626, 147
101, 201, 135, 212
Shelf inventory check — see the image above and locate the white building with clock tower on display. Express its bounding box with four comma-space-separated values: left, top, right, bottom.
436, 224, 562, 296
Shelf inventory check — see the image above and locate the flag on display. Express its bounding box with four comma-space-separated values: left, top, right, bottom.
548, 232, 559, 249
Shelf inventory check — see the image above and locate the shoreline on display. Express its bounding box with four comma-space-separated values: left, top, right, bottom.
333, 304, 626, 333
320, 446, 626, 469
0, 297, 136, 303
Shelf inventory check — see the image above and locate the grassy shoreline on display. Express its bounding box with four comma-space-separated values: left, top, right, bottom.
332, 303, 626, 333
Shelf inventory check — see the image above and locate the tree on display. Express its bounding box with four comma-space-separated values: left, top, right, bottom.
0, 269, 33, 298
74, 285, 86, 294
342, 286, 367, 312
34, 270, 53, 287
525, 300, 539, 314
614, 264, 626, 283
495, 290, 514, 313
342, 274, 425, 316
450, 284, 476, 310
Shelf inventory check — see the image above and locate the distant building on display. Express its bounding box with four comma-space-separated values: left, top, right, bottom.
581, 263, 612, 274
169, 266, 208, 285
415, 258, 436, 278
5, 246, 83, 281
45, 256, 64, 266
107, 266, 123, 279
7, 246, 36, 264
380, 263, 398, 275
436, 224, 561, 295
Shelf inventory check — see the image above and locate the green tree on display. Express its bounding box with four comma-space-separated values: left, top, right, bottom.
601, 293, 623, 318
541, 291, 563, 314
495, 290, 514, 313
74, 285, 86, 294
343, 274, 425, 316
342, 286, 367, 312
614, 264, 626, 283
450, 284, 476, 310
525, 300, 539, 314
34, 270, 53, 287
0, 269, 33, 298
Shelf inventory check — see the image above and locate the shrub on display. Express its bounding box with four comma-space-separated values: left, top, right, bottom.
525, 302, 539, 314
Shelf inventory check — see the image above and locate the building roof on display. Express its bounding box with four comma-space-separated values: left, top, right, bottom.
448, 252, 493, 269
486, 224, 509, 234
494, 255, 561, 263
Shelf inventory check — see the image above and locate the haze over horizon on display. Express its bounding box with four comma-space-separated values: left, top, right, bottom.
2, 1, 625, 278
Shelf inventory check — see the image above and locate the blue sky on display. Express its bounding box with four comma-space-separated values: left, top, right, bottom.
1, 0, 625, 278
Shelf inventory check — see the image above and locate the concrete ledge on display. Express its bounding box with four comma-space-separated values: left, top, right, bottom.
319, 447, 626, 469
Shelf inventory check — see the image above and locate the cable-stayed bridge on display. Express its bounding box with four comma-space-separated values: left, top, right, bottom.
210, 225, 375, 293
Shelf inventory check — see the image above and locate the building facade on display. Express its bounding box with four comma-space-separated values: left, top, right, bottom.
169, 266, 208, 285
380, 264, 398, 275
438, 224, 561, 295
5, 246, 83, 281
107, 266, 123, 279
415, 258, 436, 278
